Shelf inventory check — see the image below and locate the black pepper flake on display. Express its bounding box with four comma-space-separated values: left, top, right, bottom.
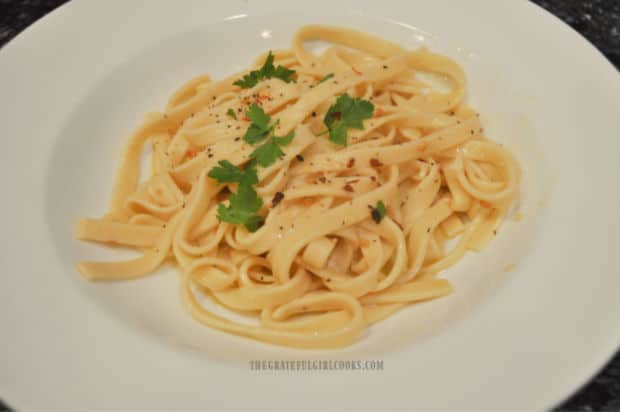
493, 230, 497, 235
311, 111, 317, 117
279, 226, 284, 230
296, 154, 305, 162
347, 158, 355, 168
272, 191, 285, 207
208, 154, 213, 158
326, 278, 331, 282
318, 176, 327, 184
234, 137, 241, 141
212, 96, 216, 100
382, 65, 388, 69
343, 184, 354, 192
470, 129, 474, 135
371, 208, 382, 224
426, 228, 431, 233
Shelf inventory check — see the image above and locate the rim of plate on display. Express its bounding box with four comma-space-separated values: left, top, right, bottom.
0, 0, 619, 410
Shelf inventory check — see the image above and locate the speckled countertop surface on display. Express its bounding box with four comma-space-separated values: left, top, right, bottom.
0, 1, 618, 411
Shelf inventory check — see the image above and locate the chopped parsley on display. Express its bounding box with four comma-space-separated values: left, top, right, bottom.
317, 73, 334, 84
371, 201, 387, 223
217, 183, 264, 232
233, 51, 296, 89
208, 160, 257, 185
209, 104, 296, 231
226, 108, 237, 120
208, 161, 262, 231
250, 130, 295, 167
243, 104, 275, 144
322, 93, 374, 146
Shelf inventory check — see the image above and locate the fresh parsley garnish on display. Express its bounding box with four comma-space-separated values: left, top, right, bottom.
217, 183, 264, 232
323, 93, 374, 146
233, 51, 296, 89
242, 104, 295, 167
371, 201, 387, 223
208, 160, 258, 185
243, 104, 276, 144
209, 103, 297, 231
208, 161, 263, 232
250, 131, 295, 167
317, 73, 334, 84
226, 108, 237, 120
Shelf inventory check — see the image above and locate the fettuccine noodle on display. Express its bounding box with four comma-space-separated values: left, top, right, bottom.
75, 26, 520, 349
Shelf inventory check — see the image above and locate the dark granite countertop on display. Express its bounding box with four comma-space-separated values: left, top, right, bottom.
0, 0, 618, 410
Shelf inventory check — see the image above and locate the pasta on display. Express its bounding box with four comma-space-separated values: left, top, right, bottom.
75, 26, 520, 349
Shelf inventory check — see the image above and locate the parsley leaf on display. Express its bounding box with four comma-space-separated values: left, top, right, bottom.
243, 104, 274, 144
250, 131, 295, 167
233, 51, 296, 89
317, 73, 334, 84
210, 161, 263, 232
217, 182, 264, 232
272, 65, 296, 83
208, 160, 258, 185
323, 93, 374, 146
371, 200, 387, 223
226, 108, 237, 120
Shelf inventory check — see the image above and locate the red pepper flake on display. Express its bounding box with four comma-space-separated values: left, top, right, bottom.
369, 158, 383, 167
272, 191, 285, 207
352, 66, 362, 75
186, 150, 198, 159
480, 200, 493, 208
347, 158, 355, 168
374, 107, 384, 117
343, 184, 354, 192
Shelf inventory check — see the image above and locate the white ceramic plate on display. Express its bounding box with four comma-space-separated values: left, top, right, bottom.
1, 0, 619, 409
